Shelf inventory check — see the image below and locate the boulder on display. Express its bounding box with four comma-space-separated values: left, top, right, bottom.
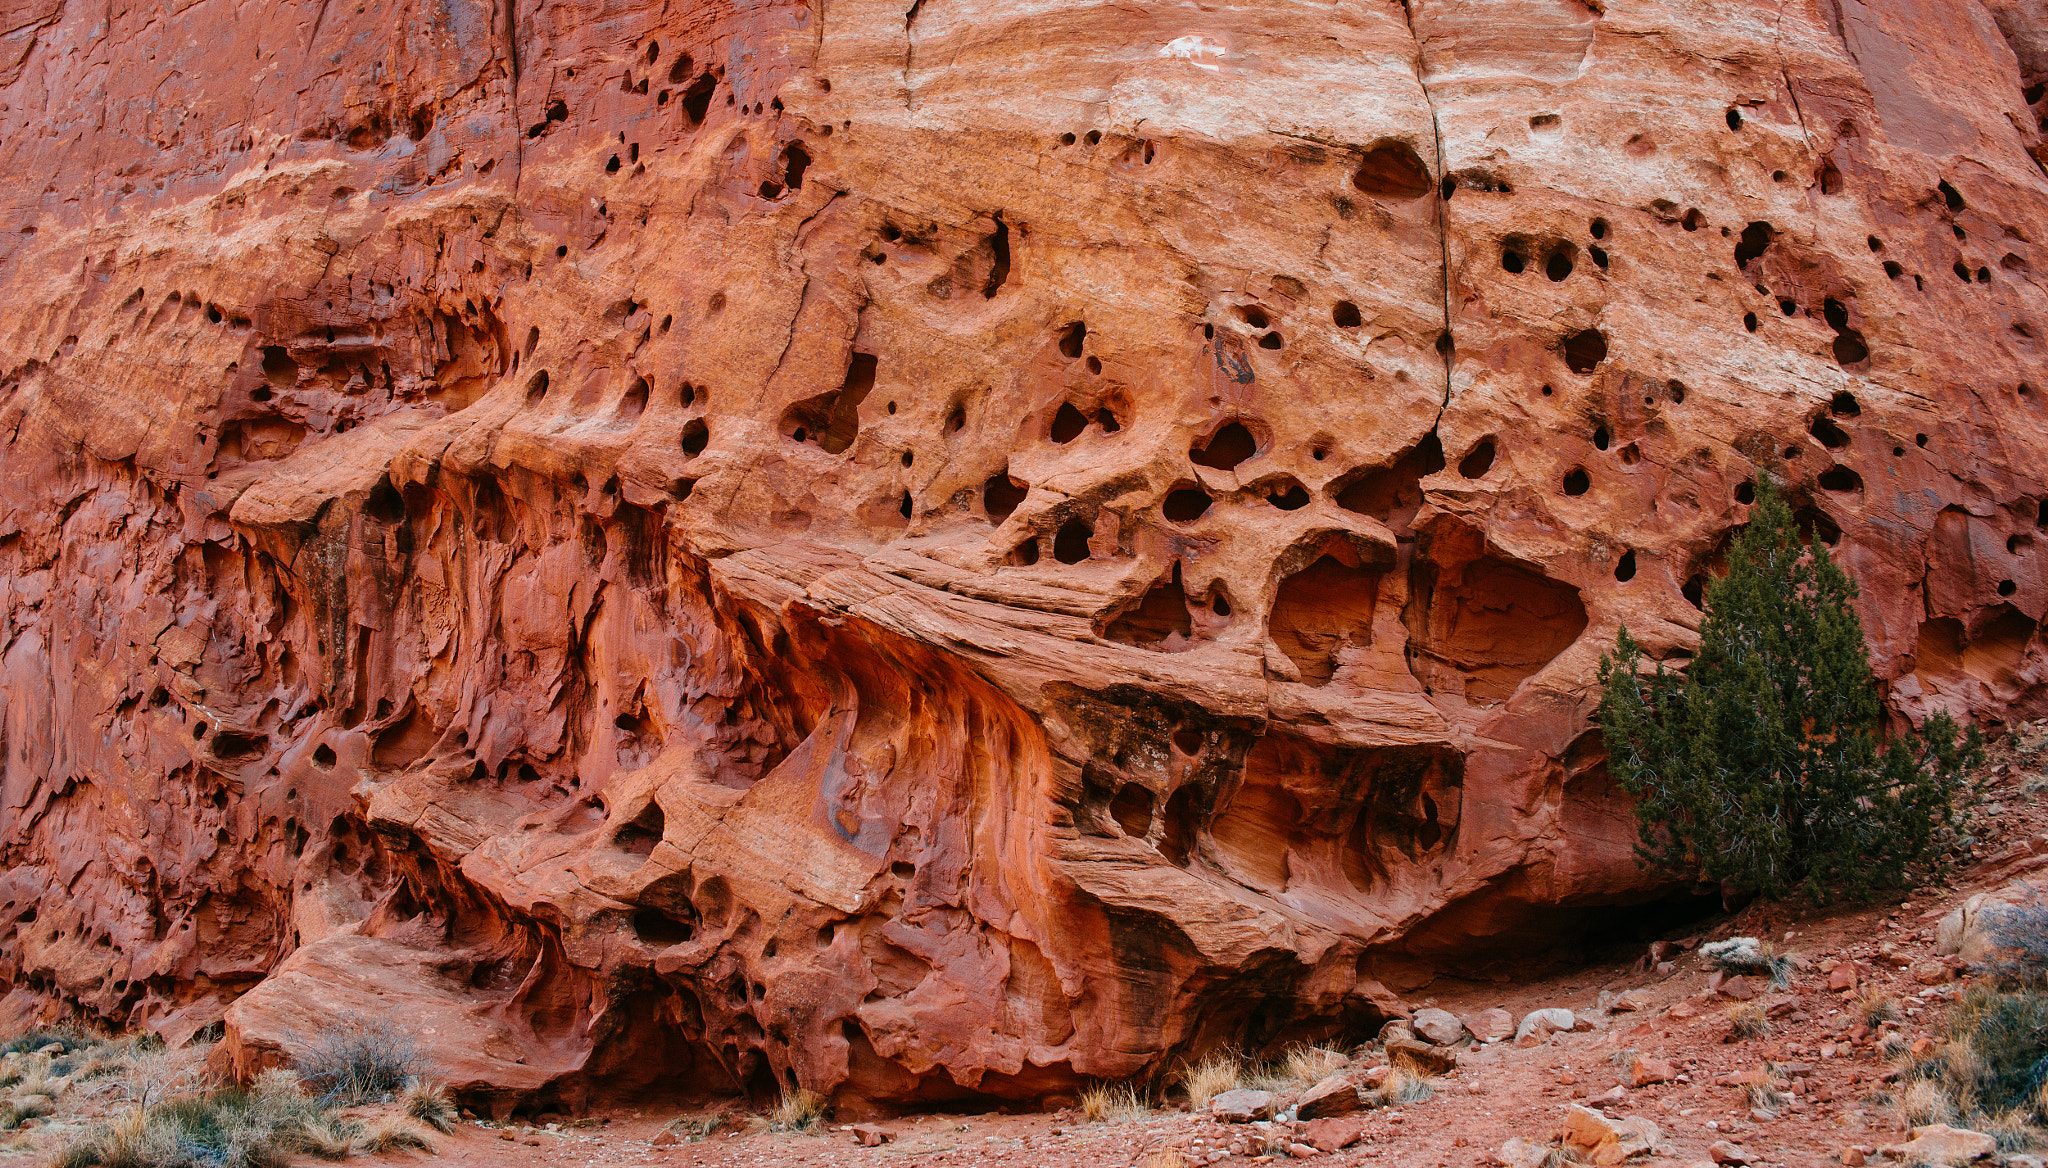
1465, 1008, 1515, 1043
1516, 1008, 1577, 1045
1209, 1089, 1278, 1123
1411, 1007, 1469, 1046
1296, 1072, 1365, 1119
1880, 1124, 1996, 1164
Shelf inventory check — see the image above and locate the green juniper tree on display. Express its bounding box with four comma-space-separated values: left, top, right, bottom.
1597, 475, 1981, 901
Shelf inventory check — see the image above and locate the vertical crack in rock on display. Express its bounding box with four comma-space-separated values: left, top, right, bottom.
1397, 0, 1455, 412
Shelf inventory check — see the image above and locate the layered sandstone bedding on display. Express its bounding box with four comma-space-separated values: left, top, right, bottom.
1, 0, 2045, 1112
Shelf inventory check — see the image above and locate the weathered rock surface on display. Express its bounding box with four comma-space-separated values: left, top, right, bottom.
2, 0, 2047, 1114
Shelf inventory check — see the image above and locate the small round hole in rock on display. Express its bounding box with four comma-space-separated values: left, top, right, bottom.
1259, 331, 1283, 349
1057, 321, 1086, 359
1545, 251, 1574, 281
1615, 550, 1636, 581
1998, 579, 2018, 596
1086, 356, 1102, 374
1726, 108, 1742, 130
1162, 487, 1211, 523
1593, 425, 1610, 450
1736, 480, 1755, 504
1589, 246, 1608, 269
1458, 438, 1495, 478
1744, 312, 1759, 332
1050, 402, 1089, 442
1562, 468, 1590, 496
1502, 249, 1526, 274
1333, 300, 1361, 327
680, 418, 709, 456
1562, 329, 1607, 373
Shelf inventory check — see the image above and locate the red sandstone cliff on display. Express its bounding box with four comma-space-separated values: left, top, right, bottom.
0, 0, 2045, 1115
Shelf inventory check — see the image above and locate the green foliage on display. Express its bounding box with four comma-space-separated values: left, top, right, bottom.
1597, 475, 1981, 900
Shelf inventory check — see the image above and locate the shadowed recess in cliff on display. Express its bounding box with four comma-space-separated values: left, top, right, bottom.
1404, 529, 1588, 704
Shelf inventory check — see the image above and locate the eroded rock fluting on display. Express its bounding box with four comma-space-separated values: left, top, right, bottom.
2, 0, 2046, 1113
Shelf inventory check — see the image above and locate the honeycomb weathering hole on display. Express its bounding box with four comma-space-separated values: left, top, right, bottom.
1562, 329, 1608, 373
1053, 519, 1094, 563
1161, 486, 1211, 523
1457, 439, 1495, 479
983, 473, 1028, 522
1352, 140, 1433, 199
1191, 421, 1257, 471
1270, 552, 1384, 686
1408, 551, 1589, 704
1103, 562, 1195, 651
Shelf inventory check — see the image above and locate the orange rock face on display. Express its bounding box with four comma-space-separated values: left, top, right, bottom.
2, 0, 2046, 1114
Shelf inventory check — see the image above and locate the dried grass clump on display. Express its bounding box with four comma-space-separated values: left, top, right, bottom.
1180, 1052, 1243, 1109
765, 1087, 826, 1132
400, 1077, 456, 1132
354, 1115, 437, 1153
1369, 1064, 1434, 1107
1080, 1082, 1148, 1123
1855, 989, 1903, 1027
1282, 1044, 1348, 1087
1140, 1152, 1189, 1168
665, 1111, 731, 1141
1726, 1004, 1772, 1040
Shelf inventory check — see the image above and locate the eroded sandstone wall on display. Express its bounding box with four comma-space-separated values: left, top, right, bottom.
1, 0, 2045, 1113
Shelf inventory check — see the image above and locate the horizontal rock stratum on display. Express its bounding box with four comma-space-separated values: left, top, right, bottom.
2, 0, 2046, 1114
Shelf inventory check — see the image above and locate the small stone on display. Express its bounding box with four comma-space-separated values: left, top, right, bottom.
1841, 1147, 1866, 1166
1717, 975, 1757, 1001
1912, 960, 1954, 986
1210, 1089, 1278, 1123
851, 1123, 894, 1146
1668, 1001, 1699, 1019
1288, 1143, 1319, 1158
1361, 1064, 1391, 1086
651, 1130, 681, 1147
1707, 1139, 1751, 1164
1828, 962, 1860, 992
499, 1131, 517, 1142
1627, 1055, 1677, 1088
1411, 1007, 1469, 1046
1498, 1136, 1550, 1168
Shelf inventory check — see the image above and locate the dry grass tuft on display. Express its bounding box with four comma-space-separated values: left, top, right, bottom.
1180, 1052, 1243, 1109
1726, 1004, 1772, 1040
1140, 1152, 1189, 1168
297, 1113, 358, 1159
1855, 989, 1902, 1028
401, 1077, 456, 1132
1895, 1077, 1960, 1128
354, 1115, 437, 1153
1281, 1044, 1348, 1087
1080, 1082, 1148, 1123
766, 1087, 826, 1133
1372, 1064, 1434, 1107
